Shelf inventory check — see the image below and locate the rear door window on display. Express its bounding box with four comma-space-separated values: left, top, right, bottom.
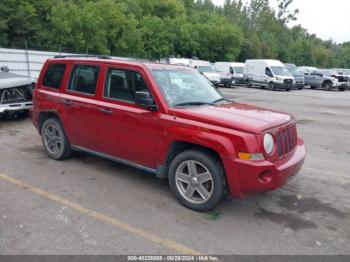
68, 65, 99, 95
42, 63, 66, 89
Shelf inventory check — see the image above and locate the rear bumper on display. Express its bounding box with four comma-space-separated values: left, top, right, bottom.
226, 141, 306, 197
0, 102, 33, 114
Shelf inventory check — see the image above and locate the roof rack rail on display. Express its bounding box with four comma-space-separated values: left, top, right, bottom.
53, 55, 111, 59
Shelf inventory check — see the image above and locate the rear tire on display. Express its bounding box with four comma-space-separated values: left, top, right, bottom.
168, 150, 225, 211
41, 117, 72, 160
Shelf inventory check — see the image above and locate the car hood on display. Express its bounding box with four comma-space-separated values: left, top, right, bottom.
275, 75, 293, 79
0, 72, 34, 89
234, 73, 244, 78
172, 102, 292, 134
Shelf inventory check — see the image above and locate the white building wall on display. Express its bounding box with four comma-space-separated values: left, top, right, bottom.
0, 48, 76, 79
0, 47, 144, 80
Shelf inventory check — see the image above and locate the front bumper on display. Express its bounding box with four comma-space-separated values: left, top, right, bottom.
273, 82, 293, 89
336, 82, 349, 89
233, 77, 247, 85
229, 141, 306, 197
0, 101, 33, 114
293, 82, 305, 89
220, 78, 234, 85
210, 80, 220, 86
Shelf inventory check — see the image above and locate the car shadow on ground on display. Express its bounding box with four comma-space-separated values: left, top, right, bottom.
0, 111, 29, 122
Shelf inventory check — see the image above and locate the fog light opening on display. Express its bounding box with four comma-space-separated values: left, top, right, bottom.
258, 171, 273, 184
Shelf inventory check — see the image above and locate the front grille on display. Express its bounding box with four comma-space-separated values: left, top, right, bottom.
337, 76, 349, 83
284, 79, 293, 85
276, 124, 297, 158
0, 85, 32, 104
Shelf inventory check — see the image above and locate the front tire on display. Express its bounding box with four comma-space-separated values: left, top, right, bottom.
268, 82, 275, 91
168, 150, 225, 211
41, 117, 72, 160
324, 82, 333, 91
246, 80, 252, 88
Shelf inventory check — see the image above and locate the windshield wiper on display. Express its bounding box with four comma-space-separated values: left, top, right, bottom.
173, 102, 212, 107
211, 98, 232, 104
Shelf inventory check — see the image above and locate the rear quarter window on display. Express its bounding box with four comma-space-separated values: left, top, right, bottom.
42, 63, 66, 89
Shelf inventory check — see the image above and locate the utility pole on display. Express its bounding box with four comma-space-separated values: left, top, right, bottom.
24, 40, 31, 78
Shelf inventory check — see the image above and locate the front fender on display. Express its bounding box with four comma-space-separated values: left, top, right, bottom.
156, 119, 251, 197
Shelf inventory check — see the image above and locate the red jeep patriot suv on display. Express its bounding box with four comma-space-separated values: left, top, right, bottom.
31, 56, 306, 211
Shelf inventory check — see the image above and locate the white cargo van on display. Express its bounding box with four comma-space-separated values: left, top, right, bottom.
190, 60, 221, 87
245, 59, 294, 91
214, 62, 246, 86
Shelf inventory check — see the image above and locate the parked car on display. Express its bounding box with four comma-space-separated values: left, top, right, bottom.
0, 66, 35, 117
284, 63, 305, 90
214, 62, 246, 87
161, 57, 191, 67
304, 69, 348, 91
190, 60, 221, 87
333, 69, 350, 89
245, 59, 294, 91
31, 56, 306, 211
298, 66, 317, 75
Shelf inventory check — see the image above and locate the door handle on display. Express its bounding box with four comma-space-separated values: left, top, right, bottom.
61, 99, 72, 105
99, 108, 113, 115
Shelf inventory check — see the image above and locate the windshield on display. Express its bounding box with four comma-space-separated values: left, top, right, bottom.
271, 66, 291, 76
150, 68, 223, 107
196, 66, 214, 73
234, 66, 244, 74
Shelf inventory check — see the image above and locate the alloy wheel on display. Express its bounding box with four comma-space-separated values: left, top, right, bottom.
43, 124, 63, 155
175, 160, 214, 204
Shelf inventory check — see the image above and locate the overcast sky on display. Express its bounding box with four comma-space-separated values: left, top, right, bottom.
211, 0, 350, 43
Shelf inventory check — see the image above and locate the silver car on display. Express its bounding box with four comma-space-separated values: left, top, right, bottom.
0, 66, 35, 116
304, 69, 348, 91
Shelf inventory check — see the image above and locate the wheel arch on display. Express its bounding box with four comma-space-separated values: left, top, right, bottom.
322, 80, 332, 87
164, 141, 224, 172
38, 111, 62, 134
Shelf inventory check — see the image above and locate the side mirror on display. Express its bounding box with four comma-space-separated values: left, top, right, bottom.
135, 91, 157, 111
1, 66, 9, 72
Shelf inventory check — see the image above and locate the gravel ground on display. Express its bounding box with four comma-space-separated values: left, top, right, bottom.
0, 86, 349, 255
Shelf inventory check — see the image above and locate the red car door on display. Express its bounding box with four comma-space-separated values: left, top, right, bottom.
95, 65, 162, 169
60, 62, 102, 151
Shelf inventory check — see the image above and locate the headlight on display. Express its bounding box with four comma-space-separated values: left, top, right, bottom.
264, 133, 275, 155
